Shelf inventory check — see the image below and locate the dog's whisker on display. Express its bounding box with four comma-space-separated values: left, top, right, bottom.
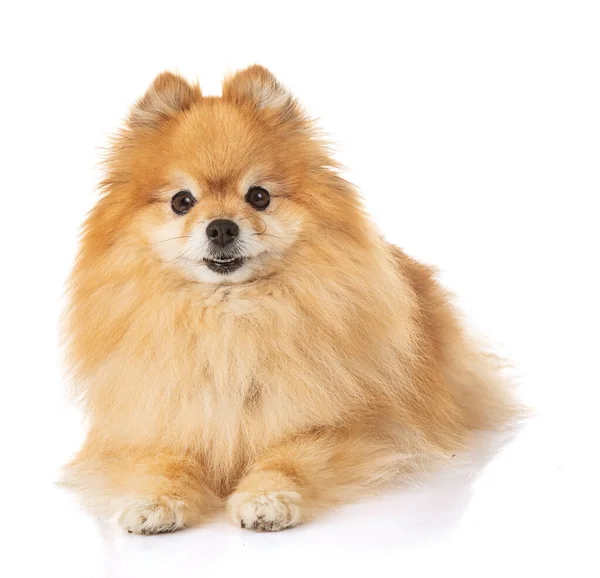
252, 232, 280, 239
238, 216, 269, 236
256, 217, 268, 235
151, 235, 193, 245
164, 247, 194, 263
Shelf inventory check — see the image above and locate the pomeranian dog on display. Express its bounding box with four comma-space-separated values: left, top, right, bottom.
62, 65, 518, 534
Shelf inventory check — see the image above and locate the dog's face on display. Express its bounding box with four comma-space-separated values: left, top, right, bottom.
150, 177, 294, 286
143, 112, 304, 285
104, 67, 342, 286
143, 104, 306, 286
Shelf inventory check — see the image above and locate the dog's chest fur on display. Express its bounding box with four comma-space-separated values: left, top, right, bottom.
89, 284, 337, 476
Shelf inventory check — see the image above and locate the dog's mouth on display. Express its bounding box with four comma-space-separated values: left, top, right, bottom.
203, 256, 246, 274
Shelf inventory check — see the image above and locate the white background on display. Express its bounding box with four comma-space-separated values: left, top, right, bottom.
1, 1, 599, 576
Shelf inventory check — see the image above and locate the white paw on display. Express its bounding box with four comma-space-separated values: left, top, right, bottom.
227, 491, 302, 532
116, 497, 185, 535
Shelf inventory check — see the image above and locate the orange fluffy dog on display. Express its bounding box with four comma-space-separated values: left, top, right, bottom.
62, 66, 518, 534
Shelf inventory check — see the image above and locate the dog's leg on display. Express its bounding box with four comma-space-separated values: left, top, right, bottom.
227, 428, 412, 531
62, 443, 220, 534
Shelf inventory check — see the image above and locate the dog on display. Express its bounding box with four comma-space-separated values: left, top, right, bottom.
61, 65, 519, 534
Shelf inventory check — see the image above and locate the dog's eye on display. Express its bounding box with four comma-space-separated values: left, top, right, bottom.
245, 186, 270, 210
171, 190, 196, 215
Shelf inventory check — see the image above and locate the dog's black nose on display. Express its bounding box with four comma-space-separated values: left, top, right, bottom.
206, 219, 239, 247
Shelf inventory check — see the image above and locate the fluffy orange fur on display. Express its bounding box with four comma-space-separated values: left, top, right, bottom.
61, 66, 519, 534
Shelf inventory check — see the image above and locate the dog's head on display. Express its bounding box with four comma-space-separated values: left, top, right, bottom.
96, 66, 364, 286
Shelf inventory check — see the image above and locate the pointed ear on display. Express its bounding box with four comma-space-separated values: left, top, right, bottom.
222, 65, 303, 125
129, 72, 201, 127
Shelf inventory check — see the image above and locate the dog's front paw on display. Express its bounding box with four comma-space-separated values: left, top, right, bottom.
227, 490, 302, 532
117, 496, 185, 535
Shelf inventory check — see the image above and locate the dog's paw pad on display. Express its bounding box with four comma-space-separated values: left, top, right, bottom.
228, 491, 302, 532
117, 497, 185, 535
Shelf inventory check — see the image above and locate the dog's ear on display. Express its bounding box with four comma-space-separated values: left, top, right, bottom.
222, 65, 304, 125
128, 72, 201, 128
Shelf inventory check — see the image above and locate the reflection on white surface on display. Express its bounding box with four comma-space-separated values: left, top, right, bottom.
29, 416, 592, 578
95, 469, 477, 577
41, 428, 536, 577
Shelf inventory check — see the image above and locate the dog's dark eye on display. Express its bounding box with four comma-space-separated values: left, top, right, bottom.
245, 186, 270, 210
171, 190, 196, 215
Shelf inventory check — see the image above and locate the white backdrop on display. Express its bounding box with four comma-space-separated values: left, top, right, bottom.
1, 1, 598, 577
